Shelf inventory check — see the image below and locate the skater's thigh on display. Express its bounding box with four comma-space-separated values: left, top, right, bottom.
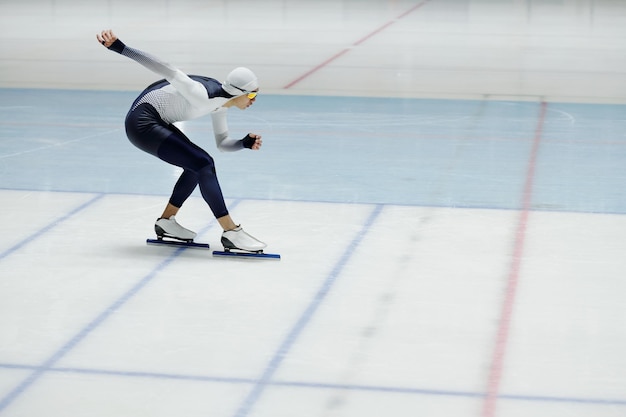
157, 130, 215, 173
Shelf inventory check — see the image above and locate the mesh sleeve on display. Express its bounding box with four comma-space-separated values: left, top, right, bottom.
110, 39, 208, 107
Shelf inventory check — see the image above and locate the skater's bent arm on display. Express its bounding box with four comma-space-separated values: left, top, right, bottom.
98, 30, 208, 108
211, 110, 244, 152
210, 110, 261, 152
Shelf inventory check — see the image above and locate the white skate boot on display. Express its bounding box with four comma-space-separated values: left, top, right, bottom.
154, 216, 197, 242
221, 225, 267, 252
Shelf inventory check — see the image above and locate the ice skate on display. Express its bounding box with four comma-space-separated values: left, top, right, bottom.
154, 215, 197, 242
221, 225, 267, 253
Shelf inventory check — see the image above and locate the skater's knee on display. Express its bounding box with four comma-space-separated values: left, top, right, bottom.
198, 157, 216, 175
176, 155, 215, 175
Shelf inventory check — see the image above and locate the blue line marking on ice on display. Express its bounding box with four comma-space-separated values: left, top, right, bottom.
1, 362, 625, 407
0, 193, 104, 262
0, 201, 239, 414
0, 257, 184, 413
0, 363, 257, 385
231, 204, 384, 417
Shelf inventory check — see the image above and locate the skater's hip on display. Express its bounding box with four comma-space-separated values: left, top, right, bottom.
125, 103, 173, 156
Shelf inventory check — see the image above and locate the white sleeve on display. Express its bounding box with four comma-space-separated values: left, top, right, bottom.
210, 109, 244, 152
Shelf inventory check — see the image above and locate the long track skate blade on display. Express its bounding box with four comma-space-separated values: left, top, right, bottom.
212, 250, 281, 260
146, 238, 210, 249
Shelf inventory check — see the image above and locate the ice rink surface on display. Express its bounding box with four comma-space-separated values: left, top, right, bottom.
1, 1, 626, 416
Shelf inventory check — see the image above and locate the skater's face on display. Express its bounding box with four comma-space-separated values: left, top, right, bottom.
229, 90, 258, 110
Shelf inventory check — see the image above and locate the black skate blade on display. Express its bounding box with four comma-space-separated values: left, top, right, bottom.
212, 249, 281, 260
146, 238, 210, 249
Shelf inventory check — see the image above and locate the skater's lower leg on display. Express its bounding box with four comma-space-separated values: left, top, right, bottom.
160, 203, 180, 219
152, 146, 264, 249
217, 214, 238, 231
162, 203, 235, 231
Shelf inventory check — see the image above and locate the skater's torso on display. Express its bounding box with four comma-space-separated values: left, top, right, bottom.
130, 75, 232, 124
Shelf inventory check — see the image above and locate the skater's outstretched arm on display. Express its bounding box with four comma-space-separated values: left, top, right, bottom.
97, 29, 208, 108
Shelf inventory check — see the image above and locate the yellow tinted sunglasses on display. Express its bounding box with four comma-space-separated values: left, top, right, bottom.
232, 84, 258, 99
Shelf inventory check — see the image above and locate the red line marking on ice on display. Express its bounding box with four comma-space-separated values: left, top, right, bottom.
483, 101, 548, 417
283, 0, 431, 89
284, 49, 351, 90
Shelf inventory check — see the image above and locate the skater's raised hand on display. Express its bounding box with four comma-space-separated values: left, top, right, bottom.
97, 29, 118, 48
243, 133, 263, 150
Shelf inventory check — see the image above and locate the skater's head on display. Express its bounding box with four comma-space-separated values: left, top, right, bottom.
223, 67, 258, 110
222, 67, 258, 98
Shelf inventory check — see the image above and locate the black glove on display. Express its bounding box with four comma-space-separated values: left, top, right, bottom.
242, 134, 257, 149
107, 39, 126, 54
